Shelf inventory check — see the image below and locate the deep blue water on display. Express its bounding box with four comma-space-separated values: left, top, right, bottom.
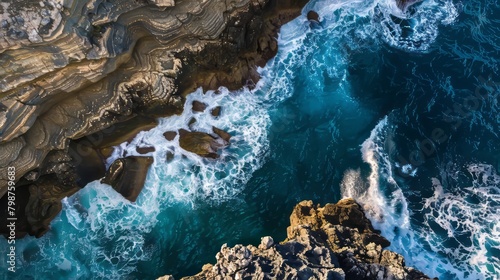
1, 0, 500, 279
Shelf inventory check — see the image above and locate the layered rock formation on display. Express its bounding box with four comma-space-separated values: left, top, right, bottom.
0, 0, 308, 237
166, 199, 433, 280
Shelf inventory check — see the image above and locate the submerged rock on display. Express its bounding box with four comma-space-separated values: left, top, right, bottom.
101, 156, 154, 202
395, 0, 424, 12
164, 199, 432, 280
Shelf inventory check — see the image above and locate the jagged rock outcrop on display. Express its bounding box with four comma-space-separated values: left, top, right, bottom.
0, 0, 308, 237
166, 199, 432, 280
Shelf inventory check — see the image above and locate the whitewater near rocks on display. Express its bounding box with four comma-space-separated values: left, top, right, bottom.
1, 0, 500, 279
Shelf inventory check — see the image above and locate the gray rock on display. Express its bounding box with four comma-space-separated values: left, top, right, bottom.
168, 199, 432, 280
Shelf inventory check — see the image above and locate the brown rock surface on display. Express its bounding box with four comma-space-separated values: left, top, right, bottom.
163, 131, 178, 141
101, 156, 154, 202
136, 146, 156, 154
210, 106, 222, 117
192, 101, 208, 112
178, 129, 229, 159
307, 10, 320, 22
212, 126, 231, 142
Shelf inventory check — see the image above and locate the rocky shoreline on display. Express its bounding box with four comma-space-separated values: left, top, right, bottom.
0, 0, 307, 238
162, 199, 434, 280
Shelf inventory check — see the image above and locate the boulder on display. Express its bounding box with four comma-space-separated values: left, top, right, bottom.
101, 156, 154, 202
178, 129, 227, 158
136, 146, 156, 154
307, 11, 320, 22
163, 131, 177, 141
211, 106, 222, 117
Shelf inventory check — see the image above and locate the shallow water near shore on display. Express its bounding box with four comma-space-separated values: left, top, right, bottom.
1, 0, 500, 279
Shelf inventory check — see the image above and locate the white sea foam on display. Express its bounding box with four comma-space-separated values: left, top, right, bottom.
108, 87, 270, 205
423, 165, 500, 280
341, 117, 467, 279
301, 0, 458, 52
374, 0, 458, 51
10, 86, 273, 279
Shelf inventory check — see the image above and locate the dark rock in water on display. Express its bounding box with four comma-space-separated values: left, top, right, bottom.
24, 184, 63, 238
212, 126, 231, 142
163, 131, 177, 141
69, 141, 106, 188
188, 118, 197, 129
307, 10, 320, 22
165, 198, 432, 280
166, 151, 175, 162
101, 156, 154, 202
192, 100, 208, 112
211, 106, 222, 117
395, 0, 424, 12
178, 129, 227, 158
136, 146, 156, 154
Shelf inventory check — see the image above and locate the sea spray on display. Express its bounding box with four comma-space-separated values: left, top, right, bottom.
423, 165, 500, 280
340, 116, 499, 279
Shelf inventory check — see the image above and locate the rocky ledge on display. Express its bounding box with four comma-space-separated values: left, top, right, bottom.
162, 199, 434, 280
0, 0, 308, 238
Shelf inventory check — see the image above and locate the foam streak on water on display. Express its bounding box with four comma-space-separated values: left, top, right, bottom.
341, 116, 500, 279
424, 165, 500, 279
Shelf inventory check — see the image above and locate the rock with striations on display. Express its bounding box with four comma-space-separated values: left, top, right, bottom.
0, 0, 308, 238
163, 198, 433, 280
